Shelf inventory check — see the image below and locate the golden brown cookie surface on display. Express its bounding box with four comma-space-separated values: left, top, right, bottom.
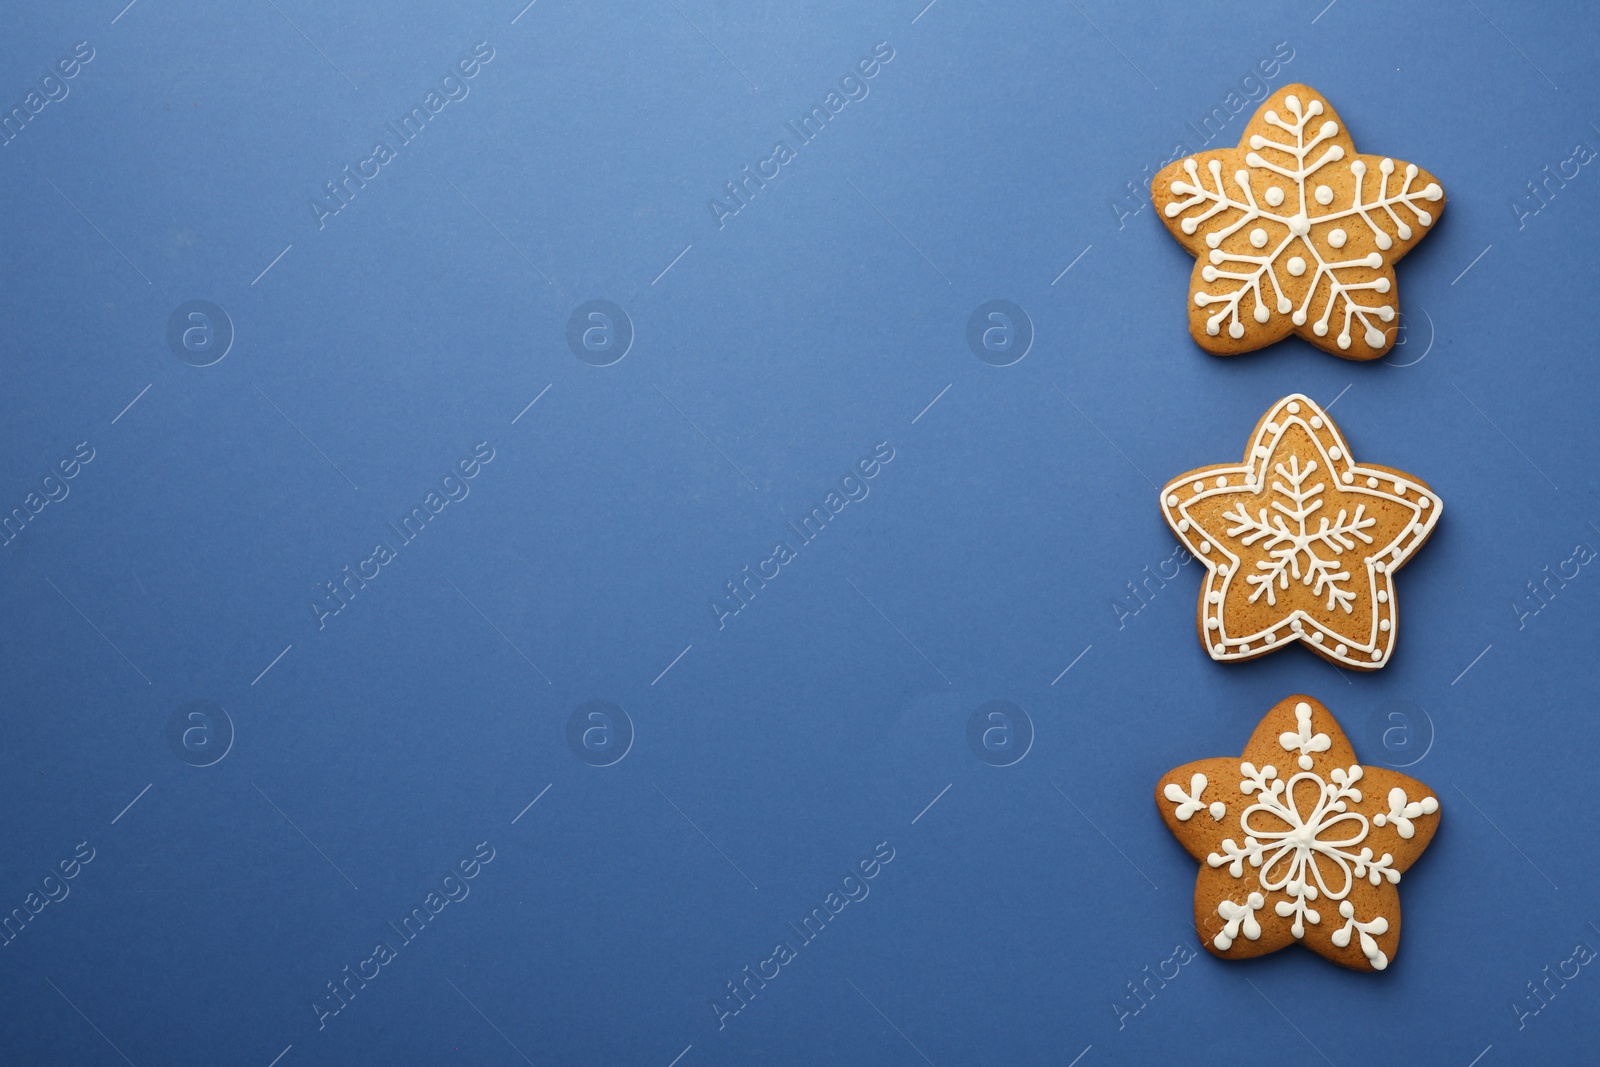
1157, 695, 1440, 971
1159, 393, 1441, 671
1152, 83, 1445, 359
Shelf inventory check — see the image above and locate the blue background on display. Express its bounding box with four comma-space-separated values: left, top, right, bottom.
2, 1, 1596, 1064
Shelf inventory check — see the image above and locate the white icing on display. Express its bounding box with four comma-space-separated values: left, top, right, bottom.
1164, 89, 1441, 349
1208, 761, 1399, 942
1331, 900, 1390, 969
1165, 772, 1228, 823
1223, 454, 1375, 611
1372, 786, 1439, 839
1214, 892, 1266, 950
1278, 702, 1332, 770
1159, 394, 1443, 670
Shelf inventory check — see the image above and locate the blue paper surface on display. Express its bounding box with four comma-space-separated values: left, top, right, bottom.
2, 1, 1597, 1063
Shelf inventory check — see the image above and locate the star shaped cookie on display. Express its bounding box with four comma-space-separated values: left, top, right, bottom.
1152, 83, 1446, 359
1159, 393, 1441, 671
1157, 695, 1440, 971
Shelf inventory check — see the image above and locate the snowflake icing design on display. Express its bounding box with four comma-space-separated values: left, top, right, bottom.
1159, 394, 1443, 670
1158, 697, 1442, 972
1208, 760, 1391, 950
1224, 453, 1375, 613
1153, 84, 1445, 359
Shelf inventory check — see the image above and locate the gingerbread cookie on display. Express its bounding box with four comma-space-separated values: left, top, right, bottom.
1160, 393, 1441, 671
1157, 695, 1440, 971
1152, 83, 1445, 359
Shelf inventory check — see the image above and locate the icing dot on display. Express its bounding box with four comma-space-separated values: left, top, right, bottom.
1394, 481, 1407, 496
1351, 160, 1366, 177
1419, 496, 1431, 508
1329, 447, 1343, 460
1287, 402, 1301, 414
1250, 227, 1269, 248
1379, 619, 1391, 631
1166, 494, 1179, 506
1254, 305, 1270, 324
1366, 326, 1387, 348
1215, 476, 1227, 487
1202, 266, 1219, 282
1207, 617, 1220, 630
1377, 591, 1389, 603
1292, 310, 1307, 326
1229, 321, 1245, 339
1265, 421, 1279, 433
1311, 632, 1324, 644
1199, 541, 1212, 554
1412, 522, 1427, 535
1335, 643, 1347, 656
1278, 297, 1292, 314
1208, 801, 1226, 820
1291, 619, 1304, 632
1424, 182, 1443, 200
1367, 477, 1379, 488
1253, 446, 1269, 458
1177, 518, 1191, 532
1374, 278, 1391, 294
1328, 228, 1348, 248
1287, 256, 1307, 276
1216, 564, 1230, 576
1371, 649, 1383, 661
1264, 632, 1277, 644
1240, 642, 1251, 652
1193, 481, 1205, 493
1366, 253, 1384, 268
1207, 592, 1222, 604
1314, 185, 1334, 205
1265, 186, 1285, 207
1375, 561, 1387, 573
1342, 472, 1354, 483
1213, 642, 1225, 653
1288, 213, 1310, 237
1250, 135, 1266, 150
